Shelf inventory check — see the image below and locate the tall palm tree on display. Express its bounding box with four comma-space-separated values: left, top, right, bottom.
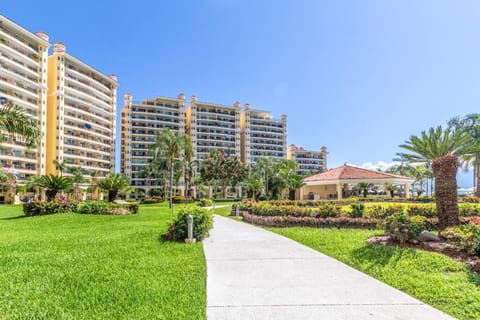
53, 160, 67, 177
0, 102, 40, 148
150, 129, 191, 208
356, 182, 373, 198
96, 173, 131, 202
68, 166, 85, 200
396, 126, 480, 232
448, 114, 480, 196
34, 174, 73, 201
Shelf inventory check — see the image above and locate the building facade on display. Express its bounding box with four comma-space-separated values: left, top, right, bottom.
287, 144, 327, 176
0, 15, 50, 186
46, 42, 117, 178
186, 96, 241, 161
240, 104, 287, 165
121, 93, 186, 194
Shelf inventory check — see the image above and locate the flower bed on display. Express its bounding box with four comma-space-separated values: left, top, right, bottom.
242, 211, 378, 229
23, 200, 139, 216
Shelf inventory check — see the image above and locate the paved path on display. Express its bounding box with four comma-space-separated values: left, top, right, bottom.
203, 215, 454, 320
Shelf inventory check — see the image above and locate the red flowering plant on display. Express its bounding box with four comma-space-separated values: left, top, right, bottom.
382, 213, 427, 245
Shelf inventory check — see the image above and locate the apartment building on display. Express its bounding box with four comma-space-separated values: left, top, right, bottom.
186, 96, 241, 161
0, 15, 50, 186
46, 42, 117, 177
287, 144, 327, 176
240, 104, 287, 165
121, 93, 186, 192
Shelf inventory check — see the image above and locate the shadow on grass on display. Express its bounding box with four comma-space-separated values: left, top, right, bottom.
350, 243, 418, 268
0, 215, 28, 220
468, 272, 480, 287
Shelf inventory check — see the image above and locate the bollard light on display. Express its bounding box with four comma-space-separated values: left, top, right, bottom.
185, 214, 196, 243
235, 204, 240, 217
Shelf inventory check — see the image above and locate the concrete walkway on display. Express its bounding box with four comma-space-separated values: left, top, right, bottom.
203, 215, 454, 320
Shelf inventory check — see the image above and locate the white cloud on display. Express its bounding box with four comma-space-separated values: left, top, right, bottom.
360, 161, 400, 172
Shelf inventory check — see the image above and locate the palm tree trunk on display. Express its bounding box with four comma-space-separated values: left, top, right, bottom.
432, 153, 460, 233
475, 163, 480, 197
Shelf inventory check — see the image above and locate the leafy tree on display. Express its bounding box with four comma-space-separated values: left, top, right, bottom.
396, 126, 480, 232
0, 102, 40, 148
34, 174, 73, 201
200, 150, 247, 198
384, 182, 400, 198
96, 173, 131, 202
448, 114, 480, 196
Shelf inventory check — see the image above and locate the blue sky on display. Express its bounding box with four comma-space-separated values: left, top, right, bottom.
2, 1, 479, 187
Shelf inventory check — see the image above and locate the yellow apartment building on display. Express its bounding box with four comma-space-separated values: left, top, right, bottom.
240, 104, 287, 165
287, 144, 327, 176
0, 15, 50, 202
46, 42, 117, 180
121, 93, 186, 197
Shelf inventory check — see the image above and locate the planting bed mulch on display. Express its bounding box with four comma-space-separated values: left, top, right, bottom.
368, 235, 480, 274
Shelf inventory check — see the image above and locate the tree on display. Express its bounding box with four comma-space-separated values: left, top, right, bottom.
356, 182, 373, 198
53, 160, 67, 177
68, 166, 85, 200
384, 182, 399, 198
448, 114, 480, 196
200, 150, 247, 198
0, 102, 40, 148
254, 157, 275, 198
34, 174, 73, 201
96, 173, 131, 202
396, 126, 480, 232
150, 129, 191, 208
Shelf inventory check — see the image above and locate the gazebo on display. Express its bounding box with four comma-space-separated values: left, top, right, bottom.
299, 164, 415, 200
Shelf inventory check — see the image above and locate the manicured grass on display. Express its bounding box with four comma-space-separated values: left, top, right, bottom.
268, 227, 480, 320
0, 203, 206, 319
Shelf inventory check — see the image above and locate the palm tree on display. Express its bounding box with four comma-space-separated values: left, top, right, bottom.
96, 173, 131, 202
68, 166, 85, 200
356, 182, 373, 198
150, 129, 191, 208
53, 160, 67, 177
448, 114, 480, 196
34, 174, 73, 201
0, 102, 40, 148
396, 126, 480, 232
88, 170, 99, 199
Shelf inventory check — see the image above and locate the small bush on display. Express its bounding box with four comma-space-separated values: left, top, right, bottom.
77, 201, 139, 215
172, 196, 189, 204
23, 201, 78, 216
349, 203, 365, 218
163, 206, 213, 241
382, 213, 427, 244
142, 196, 163, 204
198, 198, 213, 207
442, 217, 480, 256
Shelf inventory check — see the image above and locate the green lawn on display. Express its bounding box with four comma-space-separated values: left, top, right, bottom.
0, 203, 206, 319
269, 227, 480, 320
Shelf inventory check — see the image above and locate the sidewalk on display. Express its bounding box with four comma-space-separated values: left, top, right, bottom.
203, 215, 454, 320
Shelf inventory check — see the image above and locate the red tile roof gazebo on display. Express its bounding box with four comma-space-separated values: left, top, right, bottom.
300, 164, 415, 200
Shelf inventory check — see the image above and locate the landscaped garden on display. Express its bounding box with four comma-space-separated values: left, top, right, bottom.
0, 203, 206, 319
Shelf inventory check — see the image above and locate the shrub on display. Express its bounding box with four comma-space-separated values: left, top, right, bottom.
406, 204, 436, 218
317, 203, 339, 218
349, 203, 365, 218
198, 198, 213, 207
442, 217, 480, 256
458, 203, 480, 217
163, 206, 213, 241
382, 213, 427, 244
172, 196, 188, 203
142, 196, 163, 204
382, 205, 405, 218
23, 201, 78, 216
77, 201, 139, 215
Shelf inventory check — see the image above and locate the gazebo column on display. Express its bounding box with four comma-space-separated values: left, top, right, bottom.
336, 183, 343, 200
404, 183, 411, 198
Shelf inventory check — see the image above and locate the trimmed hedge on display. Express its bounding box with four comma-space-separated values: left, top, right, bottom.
23, 201, 78, 216
142, 196, 163, 204
242, 211, 378, 229
198, 198, 213, 207
77, 201, 139, 215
